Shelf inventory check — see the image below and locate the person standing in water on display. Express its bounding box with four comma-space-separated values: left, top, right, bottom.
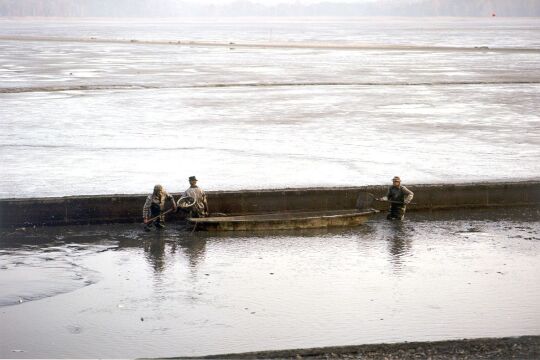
380, 176, 414, 220
182, 176, 208, 218
143, 184, 177, 230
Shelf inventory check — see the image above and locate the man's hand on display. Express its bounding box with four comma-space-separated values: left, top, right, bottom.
144, 218, 148, 224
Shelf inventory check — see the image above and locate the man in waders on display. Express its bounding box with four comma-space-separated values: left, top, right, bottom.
381, 176, 414, 220
183, 176, 208, 218
143, 184, 177, 230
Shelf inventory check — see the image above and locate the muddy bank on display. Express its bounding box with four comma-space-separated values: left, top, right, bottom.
170, 336, 540, 359
1, 181, 539, 228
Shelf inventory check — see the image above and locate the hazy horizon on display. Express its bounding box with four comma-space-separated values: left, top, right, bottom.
1, 0, 539, 17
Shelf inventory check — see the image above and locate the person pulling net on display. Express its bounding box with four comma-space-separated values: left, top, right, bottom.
355, 176, 414, 220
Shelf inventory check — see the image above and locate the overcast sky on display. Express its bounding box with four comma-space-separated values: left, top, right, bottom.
190, 0, 383, 3
1, 0, 537, 17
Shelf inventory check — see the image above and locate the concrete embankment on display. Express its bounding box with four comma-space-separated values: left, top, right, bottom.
1, 181, 539, 228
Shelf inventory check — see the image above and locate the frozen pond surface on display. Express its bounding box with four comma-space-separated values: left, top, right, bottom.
1, 17, 540, 48
0, 18, 540, 198
0, 207, 539, 358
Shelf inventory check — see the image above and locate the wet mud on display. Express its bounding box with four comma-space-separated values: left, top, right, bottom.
184, 335, 540, 359
0, 207, 539, 358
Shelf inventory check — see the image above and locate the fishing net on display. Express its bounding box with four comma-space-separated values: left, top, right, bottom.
355, 192, 376, 210
177, 196, 196, 209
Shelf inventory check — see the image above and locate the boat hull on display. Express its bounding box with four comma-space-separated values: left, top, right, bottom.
188, 209, 378, 231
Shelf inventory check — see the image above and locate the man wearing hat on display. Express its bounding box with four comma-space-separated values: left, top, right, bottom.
182, 176, 208, 218
380, 176, 414, 220
143, 184, 177, 230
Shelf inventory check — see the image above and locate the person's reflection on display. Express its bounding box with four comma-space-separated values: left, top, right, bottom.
387, 221, 412, 273
144, 236, 166, 274
178, 236, 207, 277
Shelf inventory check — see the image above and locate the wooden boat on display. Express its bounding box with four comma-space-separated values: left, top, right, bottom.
187, 208, 378, 231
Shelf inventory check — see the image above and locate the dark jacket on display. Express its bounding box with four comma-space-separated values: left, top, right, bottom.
386, 185, 414, 206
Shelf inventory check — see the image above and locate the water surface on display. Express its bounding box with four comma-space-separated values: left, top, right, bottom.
1, 17, 539, 197
1, 207, 539, 358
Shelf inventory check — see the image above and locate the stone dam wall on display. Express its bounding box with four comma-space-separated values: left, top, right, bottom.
0, 181, 539, 228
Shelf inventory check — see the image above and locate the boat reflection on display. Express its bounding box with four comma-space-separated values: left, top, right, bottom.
116, 220, 414, 280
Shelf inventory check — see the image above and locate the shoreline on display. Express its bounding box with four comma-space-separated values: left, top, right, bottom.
162, 336, 540, 359
2, 80, 540, 94
1, 181, 539, 228
1, 35, 540, 54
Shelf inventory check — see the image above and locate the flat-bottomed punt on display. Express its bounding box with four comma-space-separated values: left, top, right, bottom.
188, 209, 378, 231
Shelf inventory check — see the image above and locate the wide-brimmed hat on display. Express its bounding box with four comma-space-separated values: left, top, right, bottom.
189, 176, 198, 181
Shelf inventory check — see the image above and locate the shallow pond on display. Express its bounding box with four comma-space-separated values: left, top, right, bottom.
1, 207, 539, 358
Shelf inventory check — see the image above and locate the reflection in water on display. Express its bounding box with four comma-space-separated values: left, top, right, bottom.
178, 237, 207, 277
130, 230, 210, 278
1, 207, 540, 358
386, 221, 413, 272
144, 237, 167, 274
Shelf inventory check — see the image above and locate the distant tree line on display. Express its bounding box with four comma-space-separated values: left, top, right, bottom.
395, 0, 540, 16
1, 0, 539, 17
0, 0, 180, 17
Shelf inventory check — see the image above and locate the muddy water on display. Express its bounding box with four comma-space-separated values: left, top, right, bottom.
0, 207, 539, 358
1, 18, 540, 198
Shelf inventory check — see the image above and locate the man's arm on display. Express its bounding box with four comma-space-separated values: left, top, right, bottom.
165, 191, 177, 211
380, 187, 391, 201
402, 186, 414, 204
202, 191, 208, 212
142, 196, 151, 223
